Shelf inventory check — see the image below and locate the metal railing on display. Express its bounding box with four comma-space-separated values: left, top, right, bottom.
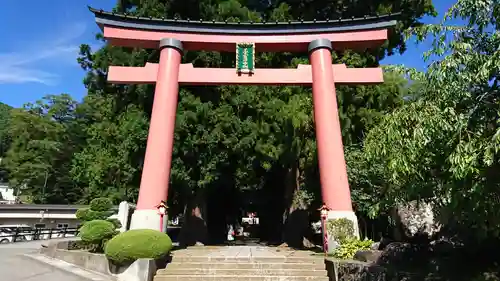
0, 228, 78, 244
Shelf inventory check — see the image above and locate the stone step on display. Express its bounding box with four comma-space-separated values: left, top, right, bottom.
155, 275, 330, 281
158, 268, 328, 276
163, 262, 325, 270
170, 256, 325, 264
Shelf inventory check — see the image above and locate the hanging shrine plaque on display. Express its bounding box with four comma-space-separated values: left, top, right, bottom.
236, 42, 255, 74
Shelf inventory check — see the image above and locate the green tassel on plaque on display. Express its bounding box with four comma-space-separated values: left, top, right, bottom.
236, 42, 255, 74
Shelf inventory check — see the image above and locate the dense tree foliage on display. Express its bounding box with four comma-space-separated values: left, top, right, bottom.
0, 102, 12, 158
0, 102, 12, 182
365, 0, 500, 239
4, 95, 83, 203
3, 0, 434, 244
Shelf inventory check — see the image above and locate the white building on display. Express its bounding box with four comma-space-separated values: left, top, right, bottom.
0, 184, 135, 230
0, 202, 133, 231
0, 183, 17, 204
0, 204, 86, 229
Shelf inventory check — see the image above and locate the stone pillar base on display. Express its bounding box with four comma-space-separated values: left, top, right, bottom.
117, 201, 131, 232
130, 209, 167, 233
325, 210, 360, 254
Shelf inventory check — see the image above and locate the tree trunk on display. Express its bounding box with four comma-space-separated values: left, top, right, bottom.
179, 189, 208, 247
282, 161, 315, 249
258, 165, 286, 244
206, 183, 238, 245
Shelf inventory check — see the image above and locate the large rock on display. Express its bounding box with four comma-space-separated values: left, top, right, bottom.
377, 242, 414, 265
393, 200, 441, 240
353, 250, 383, 263
370, 242, 380, 250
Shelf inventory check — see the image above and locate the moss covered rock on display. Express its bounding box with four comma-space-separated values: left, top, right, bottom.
105, 229, 173, 264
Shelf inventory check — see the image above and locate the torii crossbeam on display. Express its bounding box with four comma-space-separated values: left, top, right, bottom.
108, 63, 384, 85
90, 7, 398, 252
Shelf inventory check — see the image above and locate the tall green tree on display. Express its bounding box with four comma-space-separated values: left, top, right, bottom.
0, 102, 12, 182
71, 95, 149, 203
0, 102, 12, 158
365, 0, 500, 239
5, 95, 83, 203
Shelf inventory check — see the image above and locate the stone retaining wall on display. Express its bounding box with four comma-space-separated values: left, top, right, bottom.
42, 247, 110, 275
325, 258, 413, 281
40, 240, 161, 281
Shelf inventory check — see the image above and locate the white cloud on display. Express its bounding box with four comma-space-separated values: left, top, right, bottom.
0, 69, 58, 85
0, 23, 86, 85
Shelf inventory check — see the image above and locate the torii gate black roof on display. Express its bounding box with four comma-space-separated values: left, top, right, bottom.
89, 7, 399, 35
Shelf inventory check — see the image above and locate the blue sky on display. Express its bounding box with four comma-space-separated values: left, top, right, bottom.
0, 0, 457, 108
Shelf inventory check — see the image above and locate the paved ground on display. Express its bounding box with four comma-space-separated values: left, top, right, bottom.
172, 245, 319, 258
0, 239, 91, 281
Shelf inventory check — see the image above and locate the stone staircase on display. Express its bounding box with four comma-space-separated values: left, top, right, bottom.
154, 246, 329, 281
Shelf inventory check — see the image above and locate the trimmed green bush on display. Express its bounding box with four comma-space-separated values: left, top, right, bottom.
76, 209, 113, 222
105, 229, 173, 264
331, 238, 374, 259
75, 197, 117, 229
75, 208, 89, 221
326, 218, 355, 242
90, 198, 113, 212
79, 220, 117, 252
107, 218, 122, 229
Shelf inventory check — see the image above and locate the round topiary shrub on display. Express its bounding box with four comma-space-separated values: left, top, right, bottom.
75, 208, 89, 221
107, 218, 122, 229
90, 198, 113, 212
79, 220, 117, 245
105, 229, 173, 264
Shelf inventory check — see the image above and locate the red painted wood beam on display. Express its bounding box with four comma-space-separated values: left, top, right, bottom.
103, 26, 388, 52
107, 63, 384, 85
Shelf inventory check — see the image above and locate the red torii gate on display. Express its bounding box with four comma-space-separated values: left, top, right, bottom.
90, 8, 397, 246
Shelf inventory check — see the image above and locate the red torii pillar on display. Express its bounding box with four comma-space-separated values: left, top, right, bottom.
131, 39, 183, 231
309, 39, 358, 234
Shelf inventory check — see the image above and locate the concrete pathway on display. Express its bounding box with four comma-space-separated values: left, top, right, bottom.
172, 245, 319, 258
0, 239, 97, 281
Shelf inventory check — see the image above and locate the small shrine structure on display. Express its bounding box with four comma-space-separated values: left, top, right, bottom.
90, 7, 397, 252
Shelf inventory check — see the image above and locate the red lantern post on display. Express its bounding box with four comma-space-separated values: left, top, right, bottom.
318, 204, 330, 256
